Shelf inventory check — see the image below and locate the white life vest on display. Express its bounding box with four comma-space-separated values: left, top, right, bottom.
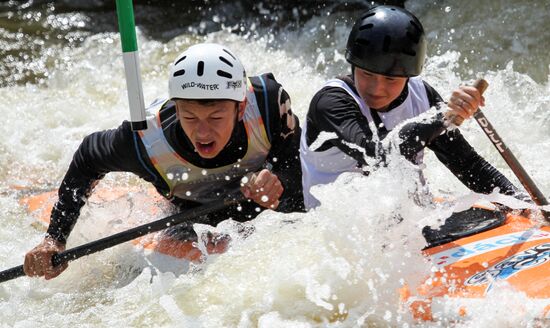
139, 78, 271, 203
300, 76, 431, 209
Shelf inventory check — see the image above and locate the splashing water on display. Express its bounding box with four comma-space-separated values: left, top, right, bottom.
1, 1, 549, 327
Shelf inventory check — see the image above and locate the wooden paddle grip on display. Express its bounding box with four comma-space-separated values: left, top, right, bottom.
446, 79, 489, 126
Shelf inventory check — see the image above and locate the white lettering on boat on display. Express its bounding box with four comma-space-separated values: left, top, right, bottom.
431, 229, 550, 268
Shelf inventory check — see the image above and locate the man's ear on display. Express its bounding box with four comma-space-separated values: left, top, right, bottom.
237, 99, 247, 121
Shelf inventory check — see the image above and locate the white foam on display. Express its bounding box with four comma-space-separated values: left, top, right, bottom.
1, 10, 549, 327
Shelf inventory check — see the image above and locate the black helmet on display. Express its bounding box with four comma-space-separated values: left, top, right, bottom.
345, 5, 427, 77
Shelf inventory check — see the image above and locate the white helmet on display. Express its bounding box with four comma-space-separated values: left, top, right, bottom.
169, 43, 247, 102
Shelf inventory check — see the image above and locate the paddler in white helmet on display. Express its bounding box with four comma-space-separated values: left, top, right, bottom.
24, 43, 304, 279
300, 5, 524, 209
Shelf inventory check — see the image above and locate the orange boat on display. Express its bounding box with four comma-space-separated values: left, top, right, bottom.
20, 187, 550, 321
402, 207, 550, 322
19, 186, 225, 273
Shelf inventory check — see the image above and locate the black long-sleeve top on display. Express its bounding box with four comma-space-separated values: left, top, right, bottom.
304, 75, 517, 195
47, 73, 304, 244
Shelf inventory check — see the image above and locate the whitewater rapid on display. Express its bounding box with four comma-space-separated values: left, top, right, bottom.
1, 2, 549, 327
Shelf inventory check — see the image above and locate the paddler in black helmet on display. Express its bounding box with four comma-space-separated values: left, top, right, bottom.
300, 5, 522, 209
24, 43, 304, 279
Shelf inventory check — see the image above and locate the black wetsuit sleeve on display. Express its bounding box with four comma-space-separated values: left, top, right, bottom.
305, 86, 386, 166
257, 73, 305, 212
428, 129, 517, 195
46, 121, 161, 244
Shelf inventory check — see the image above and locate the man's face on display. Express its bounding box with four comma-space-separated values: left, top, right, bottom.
353, 67, 408, 111
175, 99, 245, 159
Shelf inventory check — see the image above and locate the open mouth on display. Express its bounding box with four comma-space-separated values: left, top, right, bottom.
195, 141, 216, 155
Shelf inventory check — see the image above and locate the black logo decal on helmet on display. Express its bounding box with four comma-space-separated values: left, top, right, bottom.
226, 80, 243, 90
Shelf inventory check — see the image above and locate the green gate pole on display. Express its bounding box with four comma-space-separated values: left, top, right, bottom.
116, 0, 147, 130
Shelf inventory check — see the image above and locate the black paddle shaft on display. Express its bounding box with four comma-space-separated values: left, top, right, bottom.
0, 194, 243, 283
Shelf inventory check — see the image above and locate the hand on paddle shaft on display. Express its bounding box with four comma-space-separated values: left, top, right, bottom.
240, 169, 283, 209
445, 79, 487, 126
1, 193, 244, 283
446, 79, 549, 221
24, 236, 67, 280
22, 233, 228, 279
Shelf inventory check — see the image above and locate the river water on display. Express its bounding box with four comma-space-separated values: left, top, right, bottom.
0, 1, 549, 327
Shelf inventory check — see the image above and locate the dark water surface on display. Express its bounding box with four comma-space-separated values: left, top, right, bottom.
1, 0, 549, 87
